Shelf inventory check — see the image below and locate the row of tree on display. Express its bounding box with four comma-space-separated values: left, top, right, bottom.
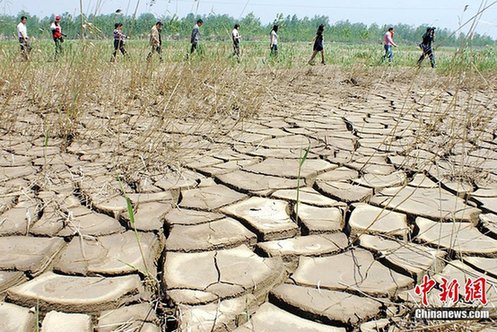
1, 11, 494, 47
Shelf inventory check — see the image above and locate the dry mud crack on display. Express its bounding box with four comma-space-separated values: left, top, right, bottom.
1, 68, 497, 331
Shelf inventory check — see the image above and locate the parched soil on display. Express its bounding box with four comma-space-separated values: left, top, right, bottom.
0, 66, 497, 331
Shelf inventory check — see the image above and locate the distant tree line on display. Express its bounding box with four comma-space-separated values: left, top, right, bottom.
1, 11, 494, 47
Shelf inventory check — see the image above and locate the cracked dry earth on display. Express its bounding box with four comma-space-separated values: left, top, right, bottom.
1, 68, 497, 331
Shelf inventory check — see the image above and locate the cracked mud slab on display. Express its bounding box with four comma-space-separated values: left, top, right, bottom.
291, 249, 414, 297
54, 231, 160, 276
222, 197, 298, 241
270, 283, 382, 325
415, 217, 497, 256
236, 302, 346, 332
167, 217, 257, 252
7, 272, 143, 312
41, 311, 92, 332
349, 203, 410, 239
359, 234, 446, 282
179, 184, 247, 211
164, 245, 285, 305
371, 186, 481, 223
0, 236, 65, 276
0, 302, 35, 332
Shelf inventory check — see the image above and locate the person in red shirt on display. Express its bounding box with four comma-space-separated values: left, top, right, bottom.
382, 27, 397, 63
50, 15, 64, 60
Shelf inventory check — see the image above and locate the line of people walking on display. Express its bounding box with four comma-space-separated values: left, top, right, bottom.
16, 15, 437, 68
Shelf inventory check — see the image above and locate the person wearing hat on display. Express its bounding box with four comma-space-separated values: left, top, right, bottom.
147, 21, 163, 62
190, 19, 204, 55
17, 16, 31, 61
417, 27, 436, 68
50, 15, 64, 60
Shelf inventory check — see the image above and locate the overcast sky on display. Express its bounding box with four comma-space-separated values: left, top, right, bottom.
3, 0, 497, 38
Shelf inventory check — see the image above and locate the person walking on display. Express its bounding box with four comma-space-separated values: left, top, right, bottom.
147, 21, 163, 62
17, 16, 30, 61
232, 23, 241, 59
50, 15, 64, 60
111, 23, 128, 62
269, 25, 278, 57
190, 19, 204, 55
382, 27, 397, 63
417, 27, 436, 68
308, 24, 325, 65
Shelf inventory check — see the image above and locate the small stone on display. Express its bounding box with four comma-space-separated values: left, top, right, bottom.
41, 311, 92, 332
222, 197, 298, 241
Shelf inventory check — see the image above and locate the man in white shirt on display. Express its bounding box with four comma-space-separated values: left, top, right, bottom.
232, 24, 241, 58
17, 16, 30, 60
